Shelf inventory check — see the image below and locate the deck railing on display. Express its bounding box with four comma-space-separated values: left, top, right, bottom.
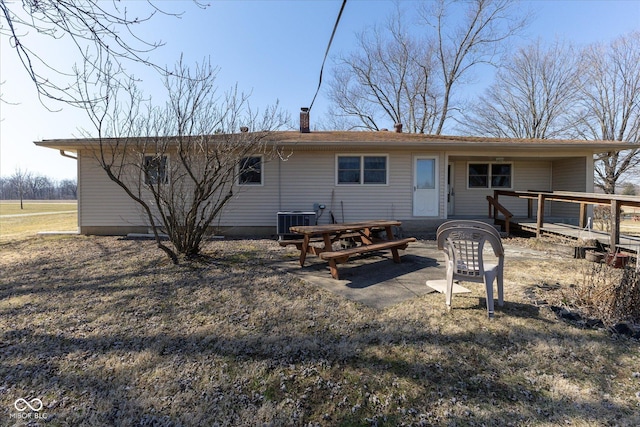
486, 195, 513, 235
491, 190, 640, 249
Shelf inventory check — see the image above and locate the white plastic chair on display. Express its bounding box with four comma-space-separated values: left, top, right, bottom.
436, 220, 502, 247
436, 222, 505, 318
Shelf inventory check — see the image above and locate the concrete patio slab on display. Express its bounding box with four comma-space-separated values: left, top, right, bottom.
281, 239, 446, 309
426, 279, 472, 294
280, 238, 557, 309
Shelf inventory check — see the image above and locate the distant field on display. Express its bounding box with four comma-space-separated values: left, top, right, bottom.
620, 220, 640, 236
0, 200, 77, 216
593, 218, 640, 237
0, 200, 77, 241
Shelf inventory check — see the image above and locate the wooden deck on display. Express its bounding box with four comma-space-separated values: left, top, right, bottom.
515, 220, 640, 253
489, 190, 640, 254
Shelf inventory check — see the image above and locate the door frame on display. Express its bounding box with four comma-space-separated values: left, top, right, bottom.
447, 162, 455, 216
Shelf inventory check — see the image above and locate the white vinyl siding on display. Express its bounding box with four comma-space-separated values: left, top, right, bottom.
80, 150, 280, 229
550, 158, 586, 217
515, 160, 553, 217
274, 151, 412, 224
79, 151, 149, 227
76, 143, 596, 233
218, 158, 279, 226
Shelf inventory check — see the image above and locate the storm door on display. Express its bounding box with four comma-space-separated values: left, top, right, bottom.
413, 157, 439, 216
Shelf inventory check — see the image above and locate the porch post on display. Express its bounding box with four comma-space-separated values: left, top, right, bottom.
579, 203, 588, 228
610, 200, 621, 250
536, 193, 545, 237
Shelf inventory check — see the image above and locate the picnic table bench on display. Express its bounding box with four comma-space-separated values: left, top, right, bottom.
284, 220, 416, 279
319, 237, 416, 279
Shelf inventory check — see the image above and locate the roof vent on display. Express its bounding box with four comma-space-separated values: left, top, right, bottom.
300, 108, 310, 133
394, 123, 403, 133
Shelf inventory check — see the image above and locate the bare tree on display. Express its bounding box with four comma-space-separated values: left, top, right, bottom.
59, 179, 78, 199
461, 40, 582, 139
327, 7, 440, 133
27, 174, 53, 199
574, 31, 640, 194
80, 59, 288, 263
8, 168, 32, 209
0, 174, 77, 200
421, 0, 528, 134
0, 0, 203, 106
328, 0, 527, 134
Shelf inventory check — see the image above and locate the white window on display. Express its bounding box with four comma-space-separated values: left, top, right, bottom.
239, 155, 263, 185
144, 155, 168, 185
337, 155, 388, 185
468, 162, 512, 189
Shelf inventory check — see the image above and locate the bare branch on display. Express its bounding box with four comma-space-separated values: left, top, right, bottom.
461, 39, 582, 139
0, 0, 200, 108
421, 0, 530, 134
574, 31, 640, 193
327, 0, 527, 134
327, 5, 439, 133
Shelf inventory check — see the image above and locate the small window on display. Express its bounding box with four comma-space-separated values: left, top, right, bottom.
468, 163, 511, 189
337, 156, 361, 184
144, 155, 168, 185
239, 156, 262, 185
363, 156, 387, 184
468, 163, 489, 188
491, 163, 512, 188
337, 155, 387, 185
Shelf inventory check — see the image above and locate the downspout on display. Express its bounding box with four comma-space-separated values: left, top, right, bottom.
59, 150, 77, 160
278, 155, 282, 211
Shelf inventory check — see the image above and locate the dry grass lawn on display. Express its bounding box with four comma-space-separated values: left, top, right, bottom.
1, 234, 639, 426
0, 201, 78, 243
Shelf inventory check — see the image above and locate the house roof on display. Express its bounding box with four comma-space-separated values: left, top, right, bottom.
35, 130, 635, 154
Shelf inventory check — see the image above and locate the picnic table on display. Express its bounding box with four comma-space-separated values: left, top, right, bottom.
280, 220, 416, 279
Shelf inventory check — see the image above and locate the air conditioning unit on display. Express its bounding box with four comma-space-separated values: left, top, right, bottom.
277, 211, 316, 239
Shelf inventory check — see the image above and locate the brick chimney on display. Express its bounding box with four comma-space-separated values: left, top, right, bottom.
394, 123, 403, 133
300, 108, 310, 133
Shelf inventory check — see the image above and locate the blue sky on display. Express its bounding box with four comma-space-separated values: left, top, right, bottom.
1, 0, 639, 180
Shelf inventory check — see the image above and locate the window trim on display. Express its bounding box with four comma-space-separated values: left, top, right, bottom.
238, 155, 264, 186
335, 154, 389, 186
466, 161, 513, 190
143, 154, 169, 185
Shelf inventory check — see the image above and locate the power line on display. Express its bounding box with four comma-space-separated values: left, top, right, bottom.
308, 0, 347, 112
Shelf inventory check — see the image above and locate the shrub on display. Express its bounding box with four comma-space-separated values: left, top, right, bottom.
568, 260, 640, 325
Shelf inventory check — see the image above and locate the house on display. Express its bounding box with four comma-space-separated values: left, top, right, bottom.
35, 127, 632, 237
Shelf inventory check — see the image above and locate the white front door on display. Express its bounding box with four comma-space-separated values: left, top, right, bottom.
413, 157, 439, 216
